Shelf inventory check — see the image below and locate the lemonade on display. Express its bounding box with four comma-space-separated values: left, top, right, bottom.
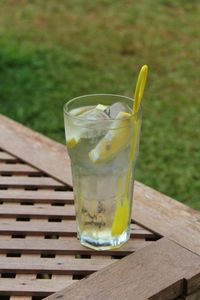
64, 94, 141, 250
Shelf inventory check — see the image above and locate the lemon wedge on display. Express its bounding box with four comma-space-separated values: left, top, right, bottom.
69, 106, 94, 116
66, 133, 80, 148
66, 105, 109, 148
89, 111, 132, 163
66, 107, 91, 147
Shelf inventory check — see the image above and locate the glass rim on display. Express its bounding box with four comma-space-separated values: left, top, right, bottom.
63, 94, 141, 124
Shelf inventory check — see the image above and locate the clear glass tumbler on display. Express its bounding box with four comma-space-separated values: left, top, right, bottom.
64, 94, 142, 250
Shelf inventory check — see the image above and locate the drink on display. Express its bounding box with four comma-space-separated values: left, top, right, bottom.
64, 94, 141, 250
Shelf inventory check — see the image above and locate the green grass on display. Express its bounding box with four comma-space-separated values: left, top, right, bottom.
0, 0, 199, 210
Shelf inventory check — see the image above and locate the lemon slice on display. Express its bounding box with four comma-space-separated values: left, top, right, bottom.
89, 111, 132, 163
69, 106, 94, 116
66, 131, 80, 148
66, 107, 92, 147
66, 105, 109, 148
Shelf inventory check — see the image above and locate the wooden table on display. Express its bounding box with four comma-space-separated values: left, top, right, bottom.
0, 114, 199, 300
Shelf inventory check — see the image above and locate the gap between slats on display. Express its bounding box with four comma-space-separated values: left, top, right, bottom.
0, 218, 156, 239
0, 152, 19, 163
0, 163, 43, 176
0, 236, 153, 256
0, 176, 64, 189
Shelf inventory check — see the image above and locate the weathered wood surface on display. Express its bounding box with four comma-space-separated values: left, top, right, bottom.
0, 190, 74, 203
133, 181, 200, 255
0, 151, 18, 162
0, 176, 64, 188
0, 163, 39, 174
0, 276, 73, 296
0, 256, 114, 274
0, 114, 72, 185
1, 114, 199, 256
0, 236, 152, 256
0, 217, 155, 238
0, 219, 77, 236
0, 145, 159, 298
0, 114, 200, 299
0, 145, 158, 298
0, 203, 76, 219
44, 238, 200, 300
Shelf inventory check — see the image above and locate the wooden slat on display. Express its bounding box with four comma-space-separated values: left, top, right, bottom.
0, 256, 114, 274
0, 151, 19, 162
51, 255, 75, 286
1, 225, 61, 299
0, 176, 64, 188
0, 190, 73, 203
133, 181, 200, 255
0, 219, 77, 236
0, 197, 157, 238
0, 114, 72, 185
0, 277, 73, 296
11, 255, 37, 299
44, 238, 200, 300
0, 236, 152, 256
0, 219, 155, 238
0, 251, 36, 298
91, 255, 112, 261
51, 274, 75, 295
0, 203, 75, 219
0, 163, 41, 174
130, 223, 156, 238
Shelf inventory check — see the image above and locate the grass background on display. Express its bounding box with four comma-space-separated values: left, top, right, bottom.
0, 0, 199, 209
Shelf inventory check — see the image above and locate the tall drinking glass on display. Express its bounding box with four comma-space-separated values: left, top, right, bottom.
64, 94, 142, 250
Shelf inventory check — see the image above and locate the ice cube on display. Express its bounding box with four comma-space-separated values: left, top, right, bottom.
69, 105, 110, 139
80, 105, 110, 121
69, 106, 94, 116
108, 102, 131, 119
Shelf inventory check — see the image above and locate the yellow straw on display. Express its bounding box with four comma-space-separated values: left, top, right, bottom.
124, 64, 148, 191
133, 65, 148, 114
125, 64, 148, 187
111, 65, 148, 237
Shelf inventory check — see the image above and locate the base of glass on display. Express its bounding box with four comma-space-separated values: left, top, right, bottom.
79, 229, 130, 251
